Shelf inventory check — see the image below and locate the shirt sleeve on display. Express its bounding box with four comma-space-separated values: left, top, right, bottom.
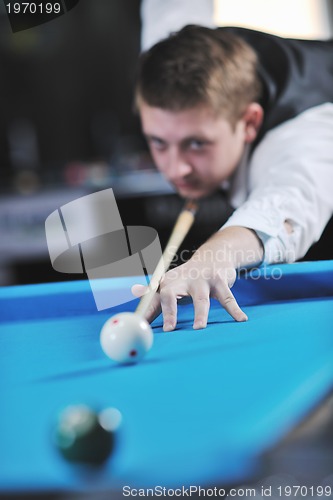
222, 103, 333, 264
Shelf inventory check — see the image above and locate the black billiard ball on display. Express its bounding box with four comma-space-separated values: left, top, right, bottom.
53, 405, 118, 466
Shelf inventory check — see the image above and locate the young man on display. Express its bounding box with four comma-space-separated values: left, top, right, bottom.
134, 25, 333, 331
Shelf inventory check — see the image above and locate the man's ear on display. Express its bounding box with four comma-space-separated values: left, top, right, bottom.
242, 103, 264, 143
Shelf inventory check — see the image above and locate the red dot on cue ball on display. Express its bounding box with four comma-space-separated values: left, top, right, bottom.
112, 319, 119, 325
130, 350, 137, 357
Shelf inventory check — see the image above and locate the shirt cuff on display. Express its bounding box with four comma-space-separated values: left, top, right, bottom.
221, 205, 300, 264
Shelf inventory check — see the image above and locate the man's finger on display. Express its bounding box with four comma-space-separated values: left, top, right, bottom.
213, 283, 248, 322
131, 284, 162, 323
191, 283, 210, 330
131, 284, 147, 298
160, 287, 178, 332
144, 294, 162, 324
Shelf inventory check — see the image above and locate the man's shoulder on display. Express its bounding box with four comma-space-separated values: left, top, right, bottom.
254, 103, 333, 154
218, 26, 333, 48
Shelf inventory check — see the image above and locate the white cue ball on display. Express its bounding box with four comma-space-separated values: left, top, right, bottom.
100, 312, 153, 364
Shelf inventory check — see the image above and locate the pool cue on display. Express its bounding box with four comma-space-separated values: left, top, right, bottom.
135, 200, 198, 318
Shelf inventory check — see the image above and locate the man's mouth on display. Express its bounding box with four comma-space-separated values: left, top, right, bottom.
173, 181, 196, 189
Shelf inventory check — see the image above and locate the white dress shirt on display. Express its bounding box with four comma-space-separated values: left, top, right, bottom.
222, 103, 333, 263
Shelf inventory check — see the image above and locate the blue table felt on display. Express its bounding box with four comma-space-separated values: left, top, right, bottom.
1, 261, 333, 494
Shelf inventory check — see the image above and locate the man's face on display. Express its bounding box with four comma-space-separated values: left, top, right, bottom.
139, 103, 248, 199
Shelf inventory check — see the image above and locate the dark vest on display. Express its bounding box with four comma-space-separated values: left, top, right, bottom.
221, 27, 333, 138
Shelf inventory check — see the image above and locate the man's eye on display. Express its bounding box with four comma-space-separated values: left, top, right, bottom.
188, 139, 206, 150
149, 138, 166, 150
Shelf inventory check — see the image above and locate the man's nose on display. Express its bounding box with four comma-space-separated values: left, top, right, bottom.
166, 149, 192, 182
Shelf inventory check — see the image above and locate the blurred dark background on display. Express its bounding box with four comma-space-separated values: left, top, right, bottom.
0, 0, 236, 285
0, 0, 142, 183
0, 0, 332, 286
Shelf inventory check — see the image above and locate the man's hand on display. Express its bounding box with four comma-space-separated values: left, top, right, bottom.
132, 226, 263, 331
132, 257, 246, 331
132, 227, 263, 331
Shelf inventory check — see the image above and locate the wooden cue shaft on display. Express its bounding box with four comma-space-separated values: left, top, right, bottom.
135, 200, 198, 318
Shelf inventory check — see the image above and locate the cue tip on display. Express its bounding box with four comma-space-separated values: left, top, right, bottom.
184, 199, 199, 215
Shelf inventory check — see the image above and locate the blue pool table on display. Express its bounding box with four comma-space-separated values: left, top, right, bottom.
1, 260, 333, 496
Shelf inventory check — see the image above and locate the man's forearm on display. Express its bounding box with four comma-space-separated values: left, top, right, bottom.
193, 226, 264, 270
